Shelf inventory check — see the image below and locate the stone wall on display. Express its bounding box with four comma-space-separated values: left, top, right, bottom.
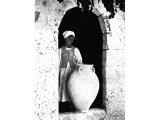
106, 8, 125, 120
35, 0, 125, 120
35, 0, 76, 119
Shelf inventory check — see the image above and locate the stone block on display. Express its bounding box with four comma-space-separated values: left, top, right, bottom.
107, 100, 125, 119
107, 50, 125, 67
107, 15, 125, 50
107, 83, 125, 102
106, 66, 125, 84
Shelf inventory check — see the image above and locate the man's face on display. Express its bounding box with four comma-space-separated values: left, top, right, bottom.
65, 35, 74, 47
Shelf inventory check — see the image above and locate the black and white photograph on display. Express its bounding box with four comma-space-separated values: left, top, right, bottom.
35, 0, 125, 119
1, 0, 160, 120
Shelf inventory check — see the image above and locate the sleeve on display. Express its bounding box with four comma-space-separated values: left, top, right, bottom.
74, 47, 83, 64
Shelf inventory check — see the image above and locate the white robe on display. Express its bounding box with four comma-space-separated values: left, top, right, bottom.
58, 47, 82, 102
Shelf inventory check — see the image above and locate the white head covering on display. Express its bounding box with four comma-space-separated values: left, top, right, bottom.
63, 30, 75, 39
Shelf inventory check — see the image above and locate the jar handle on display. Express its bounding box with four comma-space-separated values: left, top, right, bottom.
79, 66, 83, 72
92, 67, 95, 72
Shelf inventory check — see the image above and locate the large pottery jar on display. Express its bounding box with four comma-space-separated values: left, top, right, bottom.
67, 64, 99, 112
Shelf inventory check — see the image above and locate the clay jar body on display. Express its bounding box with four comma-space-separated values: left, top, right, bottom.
67, 64, 99, 112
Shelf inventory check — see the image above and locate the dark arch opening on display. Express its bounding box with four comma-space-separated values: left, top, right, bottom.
58, 6, 103, 113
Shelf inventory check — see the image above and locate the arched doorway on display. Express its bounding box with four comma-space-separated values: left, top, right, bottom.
58, 4, 108, 113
